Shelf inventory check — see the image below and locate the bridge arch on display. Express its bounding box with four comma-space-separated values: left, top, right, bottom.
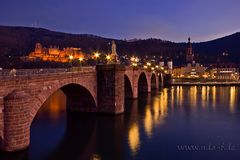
30, 83, 97, 125
124, 75, 133, 99
151, 73, 157, 89
1, 82, 97, 152
138, 72, 148, 93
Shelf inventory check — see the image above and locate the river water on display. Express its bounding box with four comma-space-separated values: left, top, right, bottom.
1, 86, 240, 160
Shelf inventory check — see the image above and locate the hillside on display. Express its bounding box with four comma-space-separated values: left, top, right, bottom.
0, 25, 240, 66
194, 32, 240, 56
0, 26, 115, 56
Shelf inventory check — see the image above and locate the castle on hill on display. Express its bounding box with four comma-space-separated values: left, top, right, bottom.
28, 43, 88, 63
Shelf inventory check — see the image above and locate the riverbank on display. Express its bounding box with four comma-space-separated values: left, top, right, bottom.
171, 81, 240, 86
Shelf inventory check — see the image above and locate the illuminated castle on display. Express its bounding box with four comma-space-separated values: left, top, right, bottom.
28, 43, 86, 63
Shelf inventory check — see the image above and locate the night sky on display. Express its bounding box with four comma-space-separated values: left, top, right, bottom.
1, 0, 240, 42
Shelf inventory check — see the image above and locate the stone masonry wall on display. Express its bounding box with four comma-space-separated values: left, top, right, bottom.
0, 97, 3, 147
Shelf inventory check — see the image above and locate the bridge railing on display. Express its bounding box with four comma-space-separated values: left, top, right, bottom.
0, 67, 96, 79
124, 66, 146, 70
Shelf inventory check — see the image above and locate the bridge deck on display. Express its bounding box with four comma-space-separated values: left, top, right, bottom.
0, 67, 96, 79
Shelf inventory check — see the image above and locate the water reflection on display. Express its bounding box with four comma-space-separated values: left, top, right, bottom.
144, 106, 153, 138
229, 86, 236, 113
219, 87, 227, 105
212, 86, 216, 108
153, 97, 160, 122
128, 91, 169, 155
201, 86, 206, 107
41, 90, 66, 122
170, 87, 174, 108
158, 89, 168, 122
128, 122, 140, 155
1, 86, 240, 160
189, 86, 197, 107
176, 86, 183, 107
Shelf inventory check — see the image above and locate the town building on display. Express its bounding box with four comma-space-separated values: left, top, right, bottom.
172, 61, 206, 78
173, 37, 206, 78
209, 64, 239, 81
167, 59, 173, 74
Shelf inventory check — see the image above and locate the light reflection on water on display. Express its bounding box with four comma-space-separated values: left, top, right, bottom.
212, 86, 216, 108
128, 122, 140, 155
229, 86, 237, 113
1, 86, 240, 160
40, 90, 66, 122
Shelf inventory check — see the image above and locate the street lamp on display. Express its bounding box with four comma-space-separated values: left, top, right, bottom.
94, 52, 100, 64
79, 57, 83, 61
94, 52, 100, 58
132, 63, 137, 67
147, 62, 151, 67
134, 57, 139, 63
130, 56, 139, 68
130, 56, 135, 62
106, 55, 111, 64
79, 57, 83, 70
69, 55, 74, 60
69, 55, 74, 67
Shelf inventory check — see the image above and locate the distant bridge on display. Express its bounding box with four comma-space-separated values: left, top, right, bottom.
0, 64, 164, 152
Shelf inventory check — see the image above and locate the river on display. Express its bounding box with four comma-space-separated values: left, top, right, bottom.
1, 86, 240, 160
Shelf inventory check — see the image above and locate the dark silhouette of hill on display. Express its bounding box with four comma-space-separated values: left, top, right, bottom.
0, 25, 115, 57
192, 33, 240, 63
193, 33, 240, 57
0, 25, 239, 65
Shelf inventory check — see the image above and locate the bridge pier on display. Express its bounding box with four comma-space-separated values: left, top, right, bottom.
1, 90, 30, 152
96, 64, 125, 114
132, 87, 138, 99
159, 73, 164, 87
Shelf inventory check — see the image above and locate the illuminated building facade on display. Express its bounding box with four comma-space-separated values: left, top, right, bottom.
28, 43, 87, 63
173, 61, 206, 78
210, 64, 239, 81
167, 59, 173, 74
173, 37, 206, 78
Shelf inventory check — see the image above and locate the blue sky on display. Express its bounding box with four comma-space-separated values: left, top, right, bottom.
0, 0, 240, 42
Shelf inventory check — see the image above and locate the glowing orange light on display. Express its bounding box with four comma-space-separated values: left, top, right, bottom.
69, 55, 74, 60
106, 55, 111, 60
147, 62, 151, 66
94, 52, 100, 58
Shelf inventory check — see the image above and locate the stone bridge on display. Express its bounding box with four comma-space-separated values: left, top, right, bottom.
0, 64, 163, 152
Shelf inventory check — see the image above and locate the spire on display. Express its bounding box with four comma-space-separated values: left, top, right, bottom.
188, 37, 192, 48
186, 37, 193, 63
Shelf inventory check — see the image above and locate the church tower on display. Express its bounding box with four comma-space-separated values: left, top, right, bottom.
186, 37, 194, 63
